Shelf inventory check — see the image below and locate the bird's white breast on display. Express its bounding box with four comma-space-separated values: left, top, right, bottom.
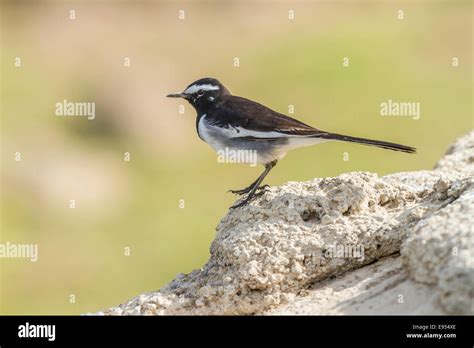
198, 114, 228, 152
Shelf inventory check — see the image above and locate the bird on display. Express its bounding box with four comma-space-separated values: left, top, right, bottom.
167, 77, 416, 208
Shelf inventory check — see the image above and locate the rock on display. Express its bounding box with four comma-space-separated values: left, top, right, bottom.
266, 255, 444, 315
101, 131, 473, 315
401, 182, 473, 314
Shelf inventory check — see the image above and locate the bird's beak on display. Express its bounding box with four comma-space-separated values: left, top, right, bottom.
167, 92, 187, 99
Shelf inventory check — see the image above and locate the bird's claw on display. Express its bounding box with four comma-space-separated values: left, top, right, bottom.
227, 188, 249, 195
228, 185, 270, 196
229, 200, 248, 209
229, 186, 270, 209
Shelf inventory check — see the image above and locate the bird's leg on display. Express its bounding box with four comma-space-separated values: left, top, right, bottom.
230, 160, 277, 209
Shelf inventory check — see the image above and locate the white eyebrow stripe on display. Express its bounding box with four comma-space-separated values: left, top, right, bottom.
184, 84, 220, 94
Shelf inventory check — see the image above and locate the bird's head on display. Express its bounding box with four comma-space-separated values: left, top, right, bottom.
167, 77, 230, 110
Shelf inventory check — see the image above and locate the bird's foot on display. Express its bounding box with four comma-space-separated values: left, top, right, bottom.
229, 186, 270, 209
228, 185, 270, 196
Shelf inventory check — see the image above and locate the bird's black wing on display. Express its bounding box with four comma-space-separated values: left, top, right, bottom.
207, 95, 416, 153
211, 95, 326, 137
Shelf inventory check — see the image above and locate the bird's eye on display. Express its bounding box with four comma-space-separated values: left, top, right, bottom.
197, 90, 204, 97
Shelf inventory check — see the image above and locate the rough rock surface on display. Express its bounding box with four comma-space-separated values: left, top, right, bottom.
100, 132, 473, 315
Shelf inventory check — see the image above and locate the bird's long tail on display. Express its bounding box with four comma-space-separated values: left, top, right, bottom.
314, 132, 416, 154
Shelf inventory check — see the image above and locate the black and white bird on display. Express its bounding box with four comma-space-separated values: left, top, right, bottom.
167, 78, 416, 208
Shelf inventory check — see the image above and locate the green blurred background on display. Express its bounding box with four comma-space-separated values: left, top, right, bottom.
1, 0, 472, 314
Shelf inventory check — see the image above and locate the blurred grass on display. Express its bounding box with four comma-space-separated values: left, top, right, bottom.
1, 0, 472, 314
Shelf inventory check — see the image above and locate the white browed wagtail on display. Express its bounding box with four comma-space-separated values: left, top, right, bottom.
167, 78, 416, 208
